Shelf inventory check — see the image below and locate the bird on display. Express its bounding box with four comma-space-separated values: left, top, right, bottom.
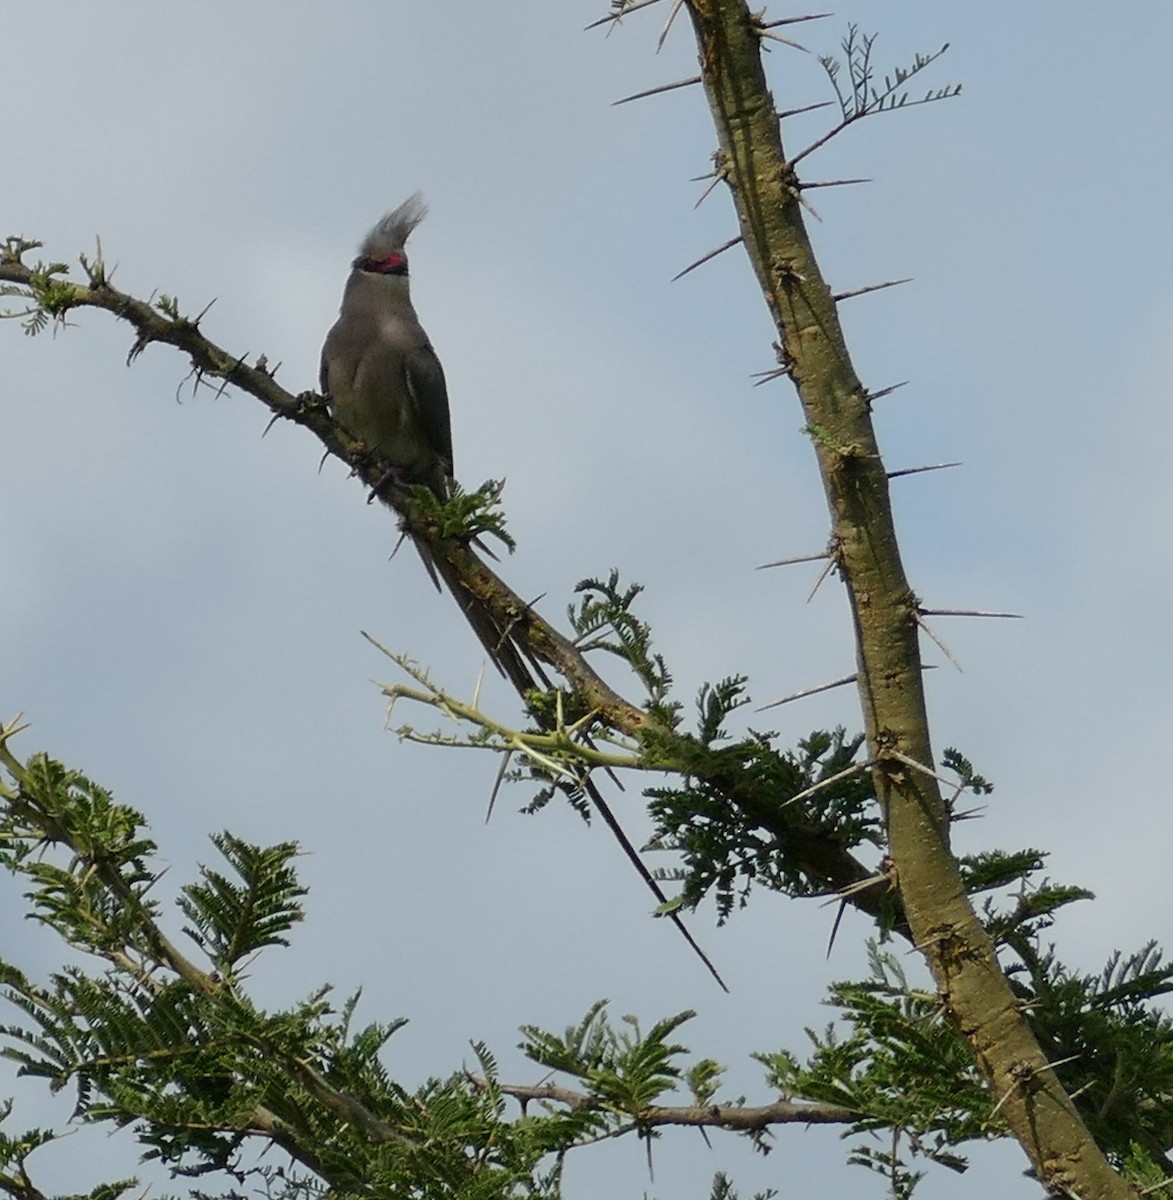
320, 194, 452, 501
319, 195, 540, 693
319, 200, 725, 988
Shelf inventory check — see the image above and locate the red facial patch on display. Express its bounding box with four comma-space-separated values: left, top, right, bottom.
356, 253, 408, 275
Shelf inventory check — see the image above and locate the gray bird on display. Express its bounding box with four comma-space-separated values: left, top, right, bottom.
320, 193, 452, 500
320, 196, 539, 692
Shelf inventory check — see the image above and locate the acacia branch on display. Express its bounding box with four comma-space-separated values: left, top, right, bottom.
679, 2, 1132, 1196
493, 1078, 857, 1129
0, 241, 900, 937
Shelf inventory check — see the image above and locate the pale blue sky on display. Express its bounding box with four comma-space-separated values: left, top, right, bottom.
3, 4, 1171, 1197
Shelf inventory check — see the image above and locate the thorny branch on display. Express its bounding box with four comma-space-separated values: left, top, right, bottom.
487, 1078, 858, 1130
0, 237, 903, 943
674, 1, 1133, 1196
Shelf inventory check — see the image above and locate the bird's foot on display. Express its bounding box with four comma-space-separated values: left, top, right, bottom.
366, 462, 410, 505
294, 389, 329, 413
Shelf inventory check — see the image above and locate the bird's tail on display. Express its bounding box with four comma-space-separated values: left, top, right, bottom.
412, 536, 547, 696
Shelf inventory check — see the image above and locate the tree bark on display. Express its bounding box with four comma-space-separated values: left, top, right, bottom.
680, 2, 1135, 1196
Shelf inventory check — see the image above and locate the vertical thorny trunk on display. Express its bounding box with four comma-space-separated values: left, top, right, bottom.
682, 2, 1134, 1197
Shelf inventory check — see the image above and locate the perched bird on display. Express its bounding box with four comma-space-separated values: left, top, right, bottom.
320, 194, 452, 501
320, 196, 539, 692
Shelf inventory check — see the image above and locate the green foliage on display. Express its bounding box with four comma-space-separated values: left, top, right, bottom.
415, 478, 517, 551
568, 571, 679, 722
2, 728, 1172, 1197
1002, 938, 1173, 1174
521, 1003, 694, 1116
0, 242, 75, 335
0, 748, 573, 1198
686, 1057, 725, 1107
756, 946, 993, 1167
646, 714, 880, 922
939, 748, 992, 797
707, 1172, 777, 1200
178, 834, 306, 976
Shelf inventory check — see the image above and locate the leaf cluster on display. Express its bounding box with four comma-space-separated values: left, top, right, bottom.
0, 749, 571, 1199
568, 571, 678, 722
646, 692, 880, 922
412, 478, 517, 552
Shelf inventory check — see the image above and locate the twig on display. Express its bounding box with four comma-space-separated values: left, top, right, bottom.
492, 1080, 856, 1128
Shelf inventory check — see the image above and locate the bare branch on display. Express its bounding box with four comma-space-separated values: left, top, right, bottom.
492, 1080, 857, 1128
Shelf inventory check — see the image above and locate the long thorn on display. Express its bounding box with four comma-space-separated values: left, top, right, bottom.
694, 169, 727, 208
760, 32, 809, 51
757, 673, 857, 712
471, 661, 486, 712
887, 462, 961, 479
781, 761, 869, 808
914, 612, 962, 671
833, 277, 912, 302
920, 608, 1023, 619
672, 235, 743, 281
806, 555, 836, 602
867, 381, 909, 402
751, 365, 792, 386
802, 177, 871, 189
656, 0, 684, 50
821, 870, 893, 904
777, 99, 833, 120
485, 750, 514, 825
886, 749, 967, 792
585, 0, 661, 30
758, 551, 827, 570
825, 899, 848, 959
613, 75, 701, 106
760, 13, 832, 27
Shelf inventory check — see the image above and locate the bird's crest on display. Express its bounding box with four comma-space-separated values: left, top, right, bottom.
360, 193, 428, 257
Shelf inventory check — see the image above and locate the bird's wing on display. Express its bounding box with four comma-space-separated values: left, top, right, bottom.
403, 341, 454, 479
